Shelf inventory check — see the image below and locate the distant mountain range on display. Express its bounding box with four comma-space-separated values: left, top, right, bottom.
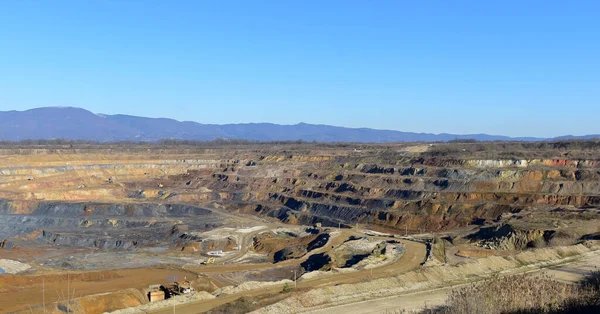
0, 107, 596, 142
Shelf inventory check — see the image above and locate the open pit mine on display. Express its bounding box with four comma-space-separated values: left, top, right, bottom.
1, 141, 600, 314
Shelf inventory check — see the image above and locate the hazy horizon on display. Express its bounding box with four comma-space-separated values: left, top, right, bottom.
1, 1, 599, 137
2, 106, 596, 139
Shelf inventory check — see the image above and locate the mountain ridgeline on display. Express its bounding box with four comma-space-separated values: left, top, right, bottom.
0, 107, 596, 142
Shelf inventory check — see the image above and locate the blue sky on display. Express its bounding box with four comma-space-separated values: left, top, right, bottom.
0, 1, 598, 137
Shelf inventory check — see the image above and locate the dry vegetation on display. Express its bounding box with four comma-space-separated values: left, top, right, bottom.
419, 272, 600, 314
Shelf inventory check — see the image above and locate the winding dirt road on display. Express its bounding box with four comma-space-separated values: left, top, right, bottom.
304, 247, 600, 314
150, 239, 427, 314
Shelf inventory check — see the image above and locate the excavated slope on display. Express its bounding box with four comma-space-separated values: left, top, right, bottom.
0, 144, 599, 247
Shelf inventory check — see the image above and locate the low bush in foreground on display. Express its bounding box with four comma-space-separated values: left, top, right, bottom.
420, 272, 600, 314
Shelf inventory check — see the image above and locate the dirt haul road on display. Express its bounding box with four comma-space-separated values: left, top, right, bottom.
150, 239, 426, 314
305, 248, 600, 314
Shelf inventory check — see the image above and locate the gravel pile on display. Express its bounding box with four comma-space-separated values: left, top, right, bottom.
0, 259, 31, 274
214, 279, 293, 296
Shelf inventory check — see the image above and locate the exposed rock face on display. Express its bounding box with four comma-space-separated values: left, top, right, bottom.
180, 237, 237, 252
0, 239, 17, 249
272, 233, 330, 263
300, 238, 389, 271
0, 201, 212, 217
466, 224, 552, 250
253, 229, 331, 263
1, 143, 600, 250
0, 201, 222, 250
307, 233, 330, 251
172, 155, 600, 232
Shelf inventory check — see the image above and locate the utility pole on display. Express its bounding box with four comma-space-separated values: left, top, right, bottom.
291, 270, 297, 289
443, 238, 447, 264
67, 273, 70, 313
172, 274, 177, 314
